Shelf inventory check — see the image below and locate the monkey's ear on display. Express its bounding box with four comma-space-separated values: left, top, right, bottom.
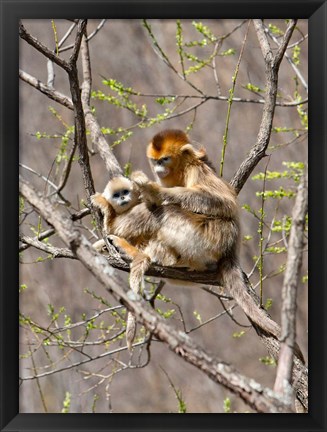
180, 144, 206, 159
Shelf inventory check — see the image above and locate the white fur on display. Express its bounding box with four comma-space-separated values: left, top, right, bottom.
154, 165, 170, 178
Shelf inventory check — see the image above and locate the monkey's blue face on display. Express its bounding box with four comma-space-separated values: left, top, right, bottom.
150, 156, 172, 178
111, 189, 132, 207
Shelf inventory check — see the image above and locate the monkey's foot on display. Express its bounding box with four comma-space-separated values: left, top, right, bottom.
107, 235, 132, 261
108, 235, 141, 261
93, 239, 108, 254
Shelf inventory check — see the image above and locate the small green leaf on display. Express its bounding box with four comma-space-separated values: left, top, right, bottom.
232, 331, 245, 338
264, 298, 273, 310
259, 356, 277, 366
292, 45, 301, 65
61, 391, 71, 413
245, 83, 264, 93
268, 23, 284, 36
223, 397, 232, 413
193, 310, 202, 324
19, 284, 28, 292
220, 48, 236, 56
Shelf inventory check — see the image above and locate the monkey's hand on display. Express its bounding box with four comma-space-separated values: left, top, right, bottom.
136, 181, 162, 206
90, 193, 107, 211
130, 170, 150, 186
90, 192, 101, 206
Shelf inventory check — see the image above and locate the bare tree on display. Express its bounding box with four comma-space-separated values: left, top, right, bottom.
19, 19, 308, 413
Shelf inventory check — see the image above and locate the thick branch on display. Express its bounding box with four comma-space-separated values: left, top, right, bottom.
19, 175, 294, 413
274, 169, 308, 397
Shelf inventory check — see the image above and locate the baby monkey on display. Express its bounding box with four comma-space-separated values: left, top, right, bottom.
91, 175, 141, 254
91, 174, 181, 351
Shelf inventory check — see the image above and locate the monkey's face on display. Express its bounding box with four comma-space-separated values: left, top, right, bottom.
149, 156, 172, 179
147, 130, 192, 185
103, 177, 138, 214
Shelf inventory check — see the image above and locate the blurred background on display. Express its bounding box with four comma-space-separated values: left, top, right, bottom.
19, 19, 308, 413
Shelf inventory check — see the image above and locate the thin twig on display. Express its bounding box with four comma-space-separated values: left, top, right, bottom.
220, 21, 250, 177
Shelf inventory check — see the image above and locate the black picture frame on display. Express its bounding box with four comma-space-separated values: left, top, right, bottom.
1, 1, 326, 431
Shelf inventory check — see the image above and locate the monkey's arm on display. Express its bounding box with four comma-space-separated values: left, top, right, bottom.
109, 203, 160, 240
137, 182, 236, 217
91, 193, 116, 234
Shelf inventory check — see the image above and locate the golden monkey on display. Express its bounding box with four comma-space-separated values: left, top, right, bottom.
91, 175, 182, 350
128, 129, 303, 361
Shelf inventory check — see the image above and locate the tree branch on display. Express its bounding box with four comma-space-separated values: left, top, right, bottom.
68, 19, 87, 66
19, 23, 71, 73
19, 208, 90, 252
80, 35, 122, 177
19, 235, 76, 259
252, 19, 273, 64
19, 70, 73, 110
19, 174, 294, 413
231, 19, 297, 193
274, 169, 308, 399
273, 20, 299, 70
66, 20, 96, 208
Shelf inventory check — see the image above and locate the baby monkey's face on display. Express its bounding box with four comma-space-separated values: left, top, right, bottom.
103, 177, 138, 214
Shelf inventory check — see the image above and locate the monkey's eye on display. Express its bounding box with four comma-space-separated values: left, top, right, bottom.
162, 157, 170, 162
113, 192, 120, 198
122, 190, 129, 195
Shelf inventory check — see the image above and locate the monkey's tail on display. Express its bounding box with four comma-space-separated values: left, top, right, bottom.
218, 259, 281, 338
218, 259, 305, 363
126, 253, 151, 351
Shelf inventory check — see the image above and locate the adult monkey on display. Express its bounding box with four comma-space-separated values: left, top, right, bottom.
130, 129, 304, 362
